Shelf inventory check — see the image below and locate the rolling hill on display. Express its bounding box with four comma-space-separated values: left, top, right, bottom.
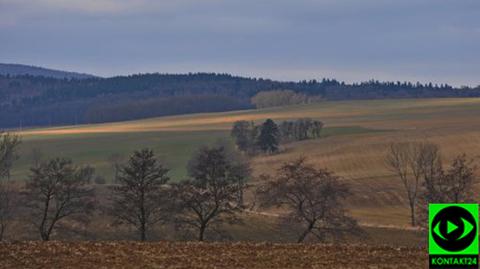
14, 97, 480, 228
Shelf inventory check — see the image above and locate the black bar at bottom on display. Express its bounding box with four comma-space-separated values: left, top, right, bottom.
430, 255, 478, 269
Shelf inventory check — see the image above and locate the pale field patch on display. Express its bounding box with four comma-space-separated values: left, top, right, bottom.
19, 97, 480, 135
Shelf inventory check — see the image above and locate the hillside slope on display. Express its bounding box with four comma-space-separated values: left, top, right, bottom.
14, 98, 480, 229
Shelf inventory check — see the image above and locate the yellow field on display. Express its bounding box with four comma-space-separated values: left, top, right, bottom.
21, 97, 480, 134
17, 98, 480, 227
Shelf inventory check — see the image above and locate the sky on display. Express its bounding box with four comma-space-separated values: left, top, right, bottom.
0, 0, 479, 86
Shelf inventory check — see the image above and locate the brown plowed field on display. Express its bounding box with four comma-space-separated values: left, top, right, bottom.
0, 241, 425, 269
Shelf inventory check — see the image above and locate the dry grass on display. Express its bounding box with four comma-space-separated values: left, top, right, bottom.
20, 98, 480, 135
251, 131, 480, 226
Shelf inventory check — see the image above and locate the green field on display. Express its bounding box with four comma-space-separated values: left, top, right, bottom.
14, 97, 480, 227
15, 126, 381, 181
16, 130, 230, 181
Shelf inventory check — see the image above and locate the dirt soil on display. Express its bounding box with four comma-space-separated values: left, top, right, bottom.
0, 241, 426, 269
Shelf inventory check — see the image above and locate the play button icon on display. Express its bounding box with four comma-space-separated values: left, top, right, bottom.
447, 221, 459, 234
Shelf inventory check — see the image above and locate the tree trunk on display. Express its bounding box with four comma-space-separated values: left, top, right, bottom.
409, 201, 416, 227
40, 196, 51, 241
41, 231, 50, 241
140, 222, 146, 241
297, 222, 314, 243
140, 189, 146, 241
199, 224, 206, 241
0, 223, 4, 241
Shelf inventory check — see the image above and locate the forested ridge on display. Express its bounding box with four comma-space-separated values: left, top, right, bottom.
1, 72, 479, 128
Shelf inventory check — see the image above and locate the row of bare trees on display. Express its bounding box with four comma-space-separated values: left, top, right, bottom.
15, 141, 476, 241
0, 131, 358, 243
279, 119, 324, 142
108, 148, 361, 242
112, 150, 361, 243
0, 144, 251, 242
108, 147, 359, 243
386, 142, 477, 227
2, 130, 477, 241
108, 146, 251, 242
250, 90, 313, 109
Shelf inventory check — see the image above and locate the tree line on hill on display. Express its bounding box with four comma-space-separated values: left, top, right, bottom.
231, 118, 324, 155
1, 73, 480, 128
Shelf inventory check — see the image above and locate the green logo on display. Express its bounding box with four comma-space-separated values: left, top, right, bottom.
429, 204, 479, 256
429, 204, 479, 268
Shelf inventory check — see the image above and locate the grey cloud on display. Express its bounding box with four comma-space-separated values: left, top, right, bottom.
0, 0, 478, 86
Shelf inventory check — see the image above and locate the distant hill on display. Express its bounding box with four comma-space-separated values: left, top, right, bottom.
0, 63, 96, 79
0, 68, 479, 129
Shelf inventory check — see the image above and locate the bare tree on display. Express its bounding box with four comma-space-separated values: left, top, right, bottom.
108, 149, 170, 241
443, 154, 476, 203
423, 154, 477, 204
411, 144, 443, 227
0, 132, 21, 240
417, 153, 476, 227
385, 142, 437, 226
257, 158, 361, 243
172, 145, 249, 241
418, 144, 443, 204
24, 158, 95, 241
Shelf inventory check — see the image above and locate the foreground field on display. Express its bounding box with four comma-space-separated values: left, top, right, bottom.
0, 241, 425, 269
12, 97, 480, 228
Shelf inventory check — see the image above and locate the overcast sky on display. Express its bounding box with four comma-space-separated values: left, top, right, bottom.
0, 0, 478, 86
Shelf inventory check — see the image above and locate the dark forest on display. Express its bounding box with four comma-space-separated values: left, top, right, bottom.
1, 73, 479, 128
